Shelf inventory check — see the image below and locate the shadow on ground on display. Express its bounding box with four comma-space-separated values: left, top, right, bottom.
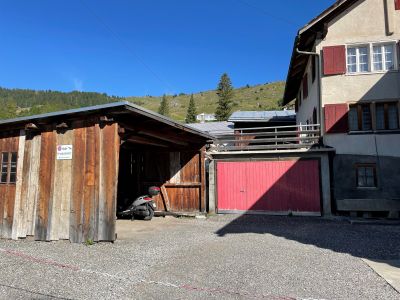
215, 215, 400, 264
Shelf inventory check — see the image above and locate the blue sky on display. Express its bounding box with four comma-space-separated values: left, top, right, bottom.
0, 0, 335, 97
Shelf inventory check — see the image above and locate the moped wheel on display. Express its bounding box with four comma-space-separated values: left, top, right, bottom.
143, 205, 154, 221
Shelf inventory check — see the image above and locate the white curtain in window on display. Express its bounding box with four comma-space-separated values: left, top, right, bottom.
373, 46, 383, 71
358, 47, 369, 72
384, 45, 394, 70
347, 48, 357, 73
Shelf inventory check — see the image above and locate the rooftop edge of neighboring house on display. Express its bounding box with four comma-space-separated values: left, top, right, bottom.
228, 110, 296, 123
187, 121, 234, 136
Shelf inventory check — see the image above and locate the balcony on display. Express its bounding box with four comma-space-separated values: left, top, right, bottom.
209, 124, 321, 152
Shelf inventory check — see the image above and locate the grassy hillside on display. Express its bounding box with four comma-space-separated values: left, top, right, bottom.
128, 81, 285, 122
0, 81, 286, 122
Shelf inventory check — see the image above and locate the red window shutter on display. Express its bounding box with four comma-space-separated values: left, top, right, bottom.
324, 104, 349, 133
323, 46, 346, 75
395, 0, 400, 10
302, 74, 308, 99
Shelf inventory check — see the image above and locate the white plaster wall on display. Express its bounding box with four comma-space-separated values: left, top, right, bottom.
317, 0, 400, 103
324, 0, 400, 43
312, 0, 400, 157
296, 58, 320, 126
324, 133, 400, 157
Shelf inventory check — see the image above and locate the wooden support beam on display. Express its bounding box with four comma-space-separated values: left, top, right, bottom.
99, 116, 115, 126
120, 123, 199, 145
126, 135, 169, 148
200, 146, 206, 213
137, 130, 188, 146
154, 161, 170, 212
25, 123, 39, 131
160, 186, 170, 211
56, 122, 69, 130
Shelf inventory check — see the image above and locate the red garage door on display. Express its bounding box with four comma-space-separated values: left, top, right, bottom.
217, 160, 321, 215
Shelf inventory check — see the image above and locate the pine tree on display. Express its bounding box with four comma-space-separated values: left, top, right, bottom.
185, 94, 197, 123
215, 73, 234, 121
158, 94, 170, 117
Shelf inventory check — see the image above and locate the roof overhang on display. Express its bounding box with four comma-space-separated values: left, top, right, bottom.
0, 101, 214, 141
283, 0, 360, 104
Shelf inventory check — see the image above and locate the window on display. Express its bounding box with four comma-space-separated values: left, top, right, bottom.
347, 46, 369, 73
0, 152, 17, 184
375, 103, 399, 130
361, 104, 372, 130
346, 42, 397, 74
312, 56, 316, 83
302, 74, 308, 99
349, 104, 372, 131
356, 164, 376, 188
297, 90, 302, 107
348, 105, 359, 131
372, 44, 394, 71
349, 102, 399, 132
312, 108, 317, 124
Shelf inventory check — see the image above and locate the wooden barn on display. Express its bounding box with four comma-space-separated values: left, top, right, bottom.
0, 102, 211, 243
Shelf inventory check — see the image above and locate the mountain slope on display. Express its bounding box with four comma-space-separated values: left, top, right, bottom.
127, 81, 285, 121
0, 81, 285, 122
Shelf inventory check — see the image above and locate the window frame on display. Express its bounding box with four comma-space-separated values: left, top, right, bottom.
375, 102, 400, 130
371, 43, 396, 72
0, 152, 18, 184
355, 163, 377, 188
348, 101, 400, 133
345, 41, 398, 74
346, 45, 370, 73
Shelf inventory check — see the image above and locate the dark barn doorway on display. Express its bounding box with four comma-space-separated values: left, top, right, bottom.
116, 119, 208, 216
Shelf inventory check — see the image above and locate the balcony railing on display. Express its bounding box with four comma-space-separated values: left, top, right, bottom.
210, 124, 321, 152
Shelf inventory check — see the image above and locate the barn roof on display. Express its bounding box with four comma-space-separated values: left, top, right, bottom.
187, 121, 234, 136
228, 110, 296, 123
0, 101, 213, 140
283, 0, 359, 104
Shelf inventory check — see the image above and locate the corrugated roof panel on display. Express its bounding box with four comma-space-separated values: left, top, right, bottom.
187, 121, 234, 135
228, 110, 296, 122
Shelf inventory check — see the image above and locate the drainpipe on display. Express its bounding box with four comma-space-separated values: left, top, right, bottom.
295, 48, 323, 143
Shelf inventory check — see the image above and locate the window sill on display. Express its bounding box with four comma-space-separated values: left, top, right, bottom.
348, 129, 400, 135
345, 69, 399, 76
356, 186, 378, 190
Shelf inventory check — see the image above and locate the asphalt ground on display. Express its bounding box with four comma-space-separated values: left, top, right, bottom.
0, 215, 399, 300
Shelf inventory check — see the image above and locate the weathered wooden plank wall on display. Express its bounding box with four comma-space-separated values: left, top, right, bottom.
17, 133, 41, 238
1, 120, 120, 243
54, 129, 73, 240
135, 149, 205, 213
69, 121, 119, 243
11, 130, 25, 240
98, 122, 119, 241
70, 122, 87, 243
35, 129, 57, 241
0, 132, 19, 239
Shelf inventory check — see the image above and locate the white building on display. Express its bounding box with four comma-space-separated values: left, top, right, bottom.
283, 0, 400, 217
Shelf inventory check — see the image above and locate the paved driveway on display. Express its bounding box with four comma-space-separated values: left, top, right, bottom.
0, 215, 399, 299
